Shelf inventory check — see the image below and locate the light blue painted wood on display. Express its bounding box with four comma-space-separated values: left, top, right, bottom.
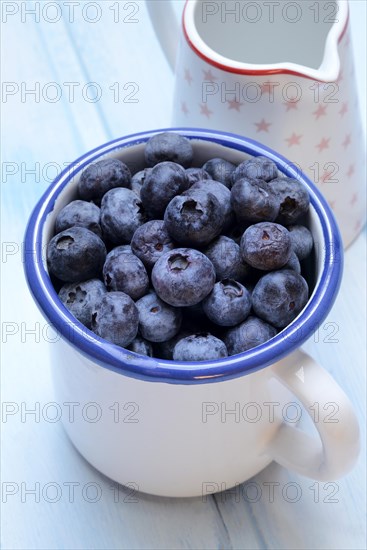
60, 0, 175, 136
1, 1, 366, 549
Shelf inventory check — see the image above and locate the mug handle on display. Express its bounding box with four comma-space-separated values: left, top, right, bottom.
146, 0, 179, 70
266, 349, 360, 480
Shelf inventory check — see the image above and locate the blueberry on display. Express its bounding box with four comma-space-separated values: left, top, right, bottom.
266, 177, 310, 224
188, 179, 234, 230
164, 189, 225, 246
141, 161, 190, 218
224, 315, 277, 354
78, 158, 131, 202
111, 244, 132, 254
203, 279, 252, 326
47, 227, 106, 282
145, 132, 193, 168
103, 248, 149, 300
241, 222, 292, 270
202, 158, 236, 188
154, 330, 191, 360
58, 279, 106, 328
135, 292, 182, 343
152, 248, 216, 306
203, 236, 249, 282
91, 291, 139, 347
131, 220, 175, 269
186, 167, 211, 186
101, 188, 146, 244
232, 156, 278, 184
252, 270, 309, 328
282, 251, 301, 274
131, 168, 152, 197
173, 333, 228, 361
128, 335, 154, 357
55, 200, 101, 236
231, 177, 279, 223
288, 225, 314, 260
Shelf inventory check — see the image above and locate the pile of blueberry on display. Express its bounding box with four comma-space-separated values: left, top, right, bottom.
47, 132, 313, 362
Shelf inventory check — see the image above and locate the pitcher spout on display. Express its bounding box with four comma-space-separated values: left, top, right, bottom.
183, 0, 349, 81
312, 0, 349, 82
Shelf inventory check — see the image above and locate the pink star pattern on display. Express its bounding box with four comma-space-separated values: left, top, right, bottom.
181, 101, 189, 115
184, 68, 193, 85
313, 105, 327, 119
283, 100, 298, 111
254, 118, 272, 133
176, 33, 365, 246
202, 69, 218, 81
199, 103, 213, 119
316, 137, 330, 152
320, 170, 333, 183
227, 99, 244, 112
346, 164, 355, 177
339, 102, 348, 117
342, 133, 351, 149
286, 133, 302, 147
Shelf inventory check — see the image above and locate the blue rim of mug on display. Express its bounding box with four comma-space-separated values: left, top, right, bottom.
24, 128, 343, 385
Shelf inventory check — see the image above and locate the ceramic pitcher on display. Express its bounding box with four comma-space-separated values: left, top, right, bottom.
147, 0, 366, 247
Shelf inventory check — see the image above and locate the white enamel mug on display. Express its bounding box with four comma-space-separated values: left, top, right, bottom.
25, 129, 360, 498
147, 0, 366, 248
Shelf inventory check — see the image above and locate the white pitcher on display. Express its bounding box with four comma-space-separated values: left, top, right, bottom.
147, 0, 366, 247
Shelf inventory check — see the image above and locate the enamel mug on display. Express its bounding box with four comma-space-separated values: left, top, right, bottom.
147, 0, 366, 247
24, 129, 360, 498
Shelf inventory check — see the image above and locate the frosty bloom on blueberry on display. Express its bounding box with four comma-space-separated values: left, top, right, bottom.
135, 292, 182, 343
141, 161, 190, 218
231, 177, 279, 224
267, 177, 310, 225
103, 248, 149, 300
164, 190, 225, 246
185, 167, 210, 186
47, 226, 106, 282
78, 158, 131, 202
202, 157, 236, 189
48, 131, 314, 362
58, 279, 106, 328
232, 156, 278, 184
55, 200, 102, 236
224, 316, 278, 354
241, 222, 292, 270
203, 280, 252, 327
188, 179, 234, 230
173, 334, 228, 362
101, 187, 146, 244
131, 220, 175, 269
91, 292, 139, 347
252, 270, 309, 328
144, 132, 193, 168
288, 225, 314, 260
203, 236, 249, 282
152, 248, 216, 307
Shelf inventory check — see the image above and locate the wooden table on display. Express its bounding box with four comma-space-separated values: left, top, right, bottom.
1, 2, 366, 548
